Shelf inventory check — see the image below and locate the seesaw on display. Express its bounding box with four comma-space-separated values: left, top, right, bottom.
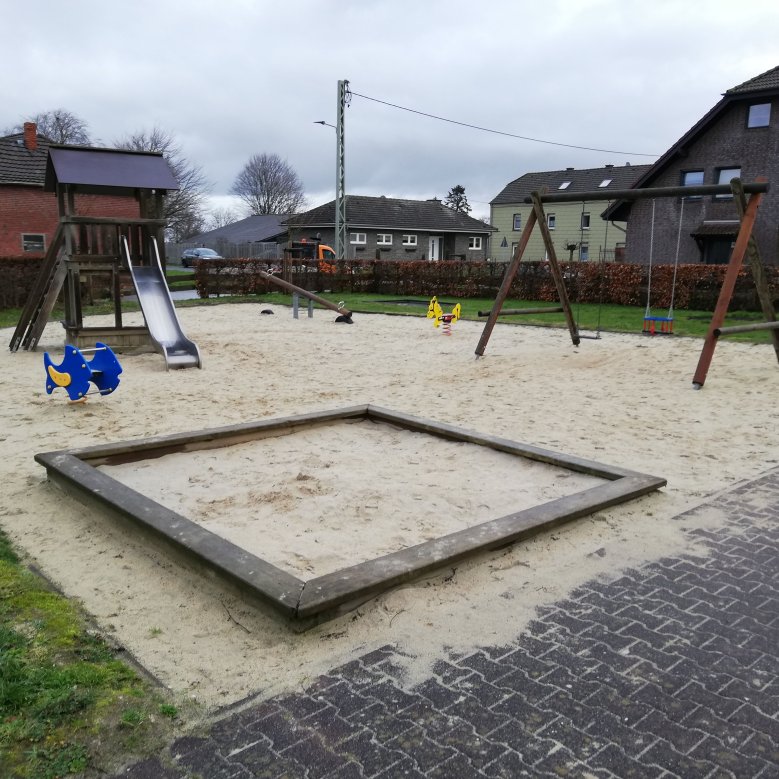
44, 342, 122, 402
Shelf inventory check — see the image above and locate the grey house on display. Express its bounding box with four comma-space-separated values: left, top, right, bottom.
606, 65, 779, 265
284, 195, 495, 261
180, 214, 289, 259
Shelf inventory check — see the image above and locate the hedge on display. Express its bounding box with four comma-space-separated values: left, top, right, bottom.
2, 257, 777, 313
191, 259, 779, 312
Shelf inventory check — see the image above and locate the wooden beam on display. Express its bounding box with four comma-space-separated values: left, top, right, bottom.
692, 188, 763, 388
525, 181, 769, 204
530, 193, 580, 346
714, 321, 779, 336
474, 207, 538, 356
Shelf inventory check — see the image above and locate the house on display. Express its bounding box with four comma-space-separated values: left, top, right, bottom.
178, 214, 289, 259
284, 195, 495, 261
605, 65, 779, 265
490, 163, 652, 264
0, 123, 140, 258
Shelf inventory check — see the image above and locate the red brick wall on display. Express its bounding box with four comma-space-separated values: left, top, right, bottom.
0, 185, 141, 257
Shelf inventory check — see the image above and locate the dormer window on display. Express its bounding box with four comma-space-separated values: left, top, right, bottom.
599, 179, 612, 188
558, 181, 571, 190
747, 103, 771, 128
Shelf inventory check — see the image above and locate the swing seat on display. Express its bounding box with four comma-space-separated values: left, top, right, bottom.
643, 315, 674, 335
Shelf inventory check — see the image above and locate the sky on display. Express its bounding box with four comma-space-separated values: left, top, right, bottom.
2, 0, 778, 222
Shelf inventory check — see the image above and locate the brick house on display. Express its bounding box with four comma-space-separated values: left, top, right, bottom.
284, 195, 495, 261
606, 65, 779, 265
490, 164, 652, 263
0, 123, 140, 258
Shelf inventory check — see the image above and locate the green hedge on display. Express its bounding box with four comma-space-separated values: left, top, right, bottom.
192, 259, 779, 312
0, 257, 44, 309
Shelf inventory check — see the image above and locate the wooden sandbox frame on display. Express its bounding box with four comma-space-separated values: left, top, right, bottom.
35, 405, 666, 629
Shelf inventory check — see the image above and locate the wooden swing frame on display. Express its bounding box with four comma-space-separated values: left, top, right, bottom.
475, 180, 774, 386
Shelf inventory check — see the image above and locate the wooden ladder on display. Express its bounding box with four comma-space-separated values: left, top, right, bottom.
9, 225, 66, 352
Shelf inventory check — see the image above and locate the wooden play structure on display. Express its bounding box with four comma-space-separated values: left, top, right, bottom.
475, 179, 776, 388
9, 146, 201, 369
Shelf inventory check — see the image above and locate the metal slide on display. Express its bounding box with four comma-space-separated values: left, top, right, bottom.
123, 238, 202, 370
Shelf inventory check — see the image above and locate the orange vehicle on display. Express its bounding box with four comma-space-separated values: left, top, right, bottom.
284, 240, 336, 261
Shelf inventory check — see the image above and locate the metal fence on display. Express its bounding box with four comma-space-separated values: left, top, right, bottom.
165, 241, 282, 261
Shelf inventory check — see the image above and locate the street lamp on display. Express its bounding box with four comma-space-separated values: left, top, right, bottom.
314, 120, 336, 130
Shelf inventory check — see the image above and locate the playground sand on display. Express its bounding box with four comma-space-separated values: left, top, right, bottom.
1, 303, 778, 711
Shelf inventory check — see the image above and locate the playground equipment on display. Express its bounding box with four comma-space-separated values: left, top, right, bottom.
427, 297, 461, 335
10, 146, 201, 370
474, 178, 775, 388
642, 198, 684, 336
44, 342, 122, 402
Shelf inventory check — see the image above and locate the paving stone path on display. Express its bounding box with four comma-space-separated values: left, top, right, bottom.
114, 468, 779, 778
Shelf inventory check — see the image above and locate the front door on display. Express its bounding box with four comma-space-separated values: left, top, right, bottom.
428, 236, 441, 262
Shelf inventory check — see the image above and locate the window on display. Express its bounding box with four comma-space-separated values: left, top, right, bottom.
468, 236, 482, 250
558, 181, 571, 190
376, 233, 392, 246
747, 103, 771, 128
598, 179, 612, 188
580, 213, 590, 230
547, 213, 556, 230
512, 213, 522, 231
715, 167, 741, 199
511, 242, 519, 259
579, 243, 589, 262
22, 233, 45, 252
681, 169, 704, 199
349, 232, 366, 244
401, 234, 417, 246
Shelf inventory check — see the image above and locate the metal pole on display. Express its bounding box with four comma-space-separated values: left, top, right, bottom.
335, 80, 348, 259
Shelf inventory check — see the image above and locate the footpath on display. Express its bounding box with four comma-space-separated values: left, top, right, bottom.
113, 468, 779, 778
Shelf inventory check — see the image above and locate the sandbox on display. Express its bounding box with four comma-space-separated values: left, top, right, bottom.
35, 404, 666, 628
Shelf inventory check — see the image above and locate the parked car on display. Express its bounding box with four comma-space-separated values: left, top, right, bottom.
181, 248, 223, 268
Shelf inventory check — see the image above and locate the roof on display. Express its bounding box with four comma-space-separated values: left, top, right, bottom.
187, 214, 289, 245
286, 195, 494, 233
45, 146, 179, 194
490, 164, 653, 206
0, 130, 52, 186
725, 65, 779, 95
605, 65, 779, 220
690, 221, 740, 238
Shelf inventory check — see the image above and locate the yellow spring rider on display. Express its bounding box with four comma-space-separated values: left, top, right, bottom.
427, 297, 462, 335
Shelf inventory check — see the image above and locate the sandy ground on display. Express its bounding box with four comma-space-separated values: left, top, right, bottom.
1, 303, 778, 712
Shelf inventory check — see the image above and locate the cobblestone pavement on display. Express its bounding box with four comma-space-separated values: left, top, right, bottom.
114, 468, 779, 778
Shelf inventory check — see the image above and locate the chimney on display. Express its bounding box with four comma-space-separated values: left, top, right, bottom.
23, 122, 37, 151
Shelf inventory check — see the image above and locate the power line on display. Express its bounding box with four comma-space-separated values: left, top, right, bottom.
350, 91, 660, 158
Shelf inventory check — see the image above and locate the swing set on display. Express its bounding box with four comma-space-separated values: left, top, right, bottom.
475, 178, 776, 388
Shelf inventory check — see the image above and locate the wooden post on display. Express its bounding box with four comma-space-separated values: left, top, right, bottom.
692, 187, 763, 388
530, 192, 580, 346
731, 178, 779, 365
474, 208, 538, 356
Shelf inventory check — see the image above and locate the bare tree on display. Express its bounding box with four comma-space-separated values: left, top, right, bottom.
207, 206, 241, 230
115, 127, 210, 241
443, 184, 472, 215
15, 109, 91, 144
231, 154, 306, 215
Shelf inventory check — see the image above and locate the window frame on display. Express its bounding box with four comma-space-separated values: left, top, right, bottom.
558, 181, 571, 190
747, 102, 771, 129
349, 232, 367, 245
468, 236, 483, 251
547, 213, 556, 230
715, 167, 741, 200
401, 234, 417, 247
681, 169, 705, 200
376, 233, 393, 246
512, 213, 522, 231
579, 243, 589, 262
580, 213, 590, 230
22, 233, 45, 252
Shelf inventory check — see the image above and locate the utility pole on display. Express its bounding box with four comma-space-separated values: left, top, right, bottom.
334, 79, 349, 259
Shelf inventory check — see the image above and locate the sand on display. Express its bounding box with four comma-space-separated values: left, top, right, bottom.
1, 303, 777, 711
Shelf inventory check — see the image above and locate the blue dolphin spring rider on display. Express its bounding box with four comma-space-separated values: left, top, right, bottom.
44, 342, 122, 402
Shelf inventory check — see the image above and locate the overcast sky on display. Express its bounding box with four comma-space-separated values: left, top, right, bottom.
2, 0, 777, 221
